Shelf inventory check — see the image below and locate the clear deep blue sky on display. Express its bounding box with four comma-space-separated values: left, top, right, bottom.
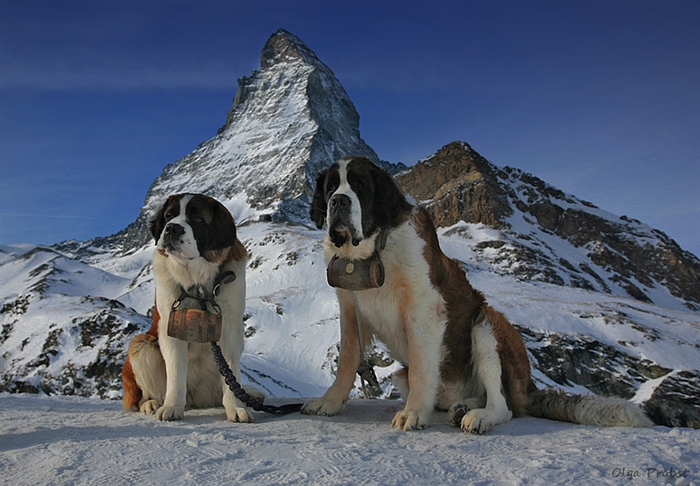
1, 0, 698, 257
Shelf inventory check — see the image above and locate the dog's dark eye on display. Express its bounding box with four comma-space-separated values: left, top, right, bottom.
187, 206, 205, 224
348, 174, 367, 193
325, 184, 338, 200
165, 210, 176, 221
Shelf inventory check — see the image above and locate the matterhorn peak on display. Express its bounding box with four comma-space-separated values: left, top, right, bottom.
261, 29, 326, 70
78, 30, 385, 256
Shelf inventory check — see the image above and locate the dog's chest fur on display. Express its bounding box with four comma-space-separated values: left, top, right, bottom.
153, 249, 247, 356
340, 219, 447, 366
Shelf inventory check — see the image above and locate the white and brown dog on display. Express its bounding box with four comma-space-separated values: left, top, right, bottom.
122, 194, 253, 422
303, 156, 652, 433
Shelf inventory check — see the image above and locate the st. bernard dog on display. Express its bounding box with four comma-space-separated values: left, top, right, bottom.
122, 193, 253, 422
303, 156, 652, 433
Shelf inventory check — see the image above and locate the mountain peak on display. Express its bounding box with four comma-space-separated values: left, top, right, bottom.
84, 29, 382, 254
396, 141, 512, 228
261, 29, 325, 70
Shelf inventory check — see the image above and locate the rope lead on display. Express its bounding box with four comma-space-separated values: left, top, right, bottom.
210, 341, 303, 416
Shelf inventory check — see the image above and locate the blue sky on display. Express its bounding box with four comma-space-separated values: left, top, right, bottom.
1, 0, 698, 257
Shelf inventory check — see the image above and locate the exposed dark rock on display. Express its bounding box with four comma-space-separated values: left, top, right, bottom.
643, 371, 700, 428
397, 140, 700, 309
396, 141, 512, 228
517, 325, 672, 400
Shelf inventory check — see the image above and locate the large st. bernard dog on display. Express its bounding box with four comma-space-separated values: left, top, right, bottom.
303, 156, 652, 433
122, 194, 253, 422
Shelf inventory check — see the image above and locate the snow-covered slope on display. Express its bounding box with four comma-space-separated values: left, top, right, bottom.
3, 220, 699, 426
396, 141, 700, 312
0, 245, 150, 396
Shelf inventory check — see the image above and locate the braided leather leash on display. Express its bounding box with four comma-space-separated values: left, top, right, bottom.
211, 341, 303, 415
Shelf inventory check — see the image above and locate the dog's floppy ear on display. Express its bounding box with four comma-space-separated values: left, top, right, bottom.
204, 200, 238, 252
150, 196, 175, 243
310, 169, 328, 229
371, 166, 412, 229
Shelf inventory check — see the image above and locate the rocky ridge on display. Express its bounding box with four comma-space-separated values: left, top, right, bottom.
397, 141, 700, 311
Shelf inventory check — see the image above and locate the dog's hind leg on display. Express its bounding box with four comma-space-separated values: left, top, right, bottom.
460, 318, 513, 434
127, 334, 166, 414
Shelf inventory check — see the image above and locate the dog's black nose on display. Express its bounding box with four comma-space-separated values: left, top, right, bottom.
329, 194, 351, 210
164, 223, 185, 239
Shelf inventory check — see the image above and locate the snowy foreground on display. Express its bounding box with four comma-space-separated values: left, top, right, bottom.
0, 394, 697, 486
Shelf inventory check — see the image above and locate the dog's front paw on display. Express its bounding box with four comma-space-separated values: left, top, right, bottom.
461, 408, 512, 435
226, 406, 254, 423
391, 409, 430, 431
301, 397, 344, 416
156, 405, 184, 421
139, 399, 161, 415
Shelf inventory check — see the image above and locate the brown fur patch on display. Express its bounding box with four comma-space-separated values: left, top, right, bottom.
203, 239, 248, 265
413, 208, 482, 384
412, 207, 534, 415
147, 304, 160, 338
122, 303, 160, 410
121, 355, 141, 411
484, 306, 533, 417
230, 239, 248, 262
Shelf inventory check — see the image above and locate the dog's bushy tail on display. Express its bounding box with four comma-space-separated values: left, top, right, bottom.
527, 388, 653, 427
121, 354, 142, 412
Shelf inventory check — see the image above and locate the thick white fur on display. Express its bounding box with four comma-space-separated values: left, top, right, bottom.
148, 250, 251, 422
132, 198, 252, 422
572, 396, 652, 427
303, 217, 450, 431
460, 318, 513, 434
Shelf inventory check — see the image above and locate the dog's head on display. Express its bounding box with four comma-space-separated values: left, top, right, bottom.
310, 156, 412, 248
150, 194, 237, 262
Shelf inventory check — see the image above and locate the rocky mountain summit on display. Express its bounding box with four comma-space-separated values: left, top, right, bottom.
2, 30, 699, 429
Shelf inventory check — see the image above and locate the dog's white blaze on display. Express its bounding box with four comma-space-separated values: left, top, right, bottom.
329, 158, 364, 241
157, 195, 200, 261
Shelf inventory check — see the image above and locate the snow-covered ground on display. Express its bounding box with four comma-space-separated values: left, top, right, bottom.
1, 393, 697, 486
